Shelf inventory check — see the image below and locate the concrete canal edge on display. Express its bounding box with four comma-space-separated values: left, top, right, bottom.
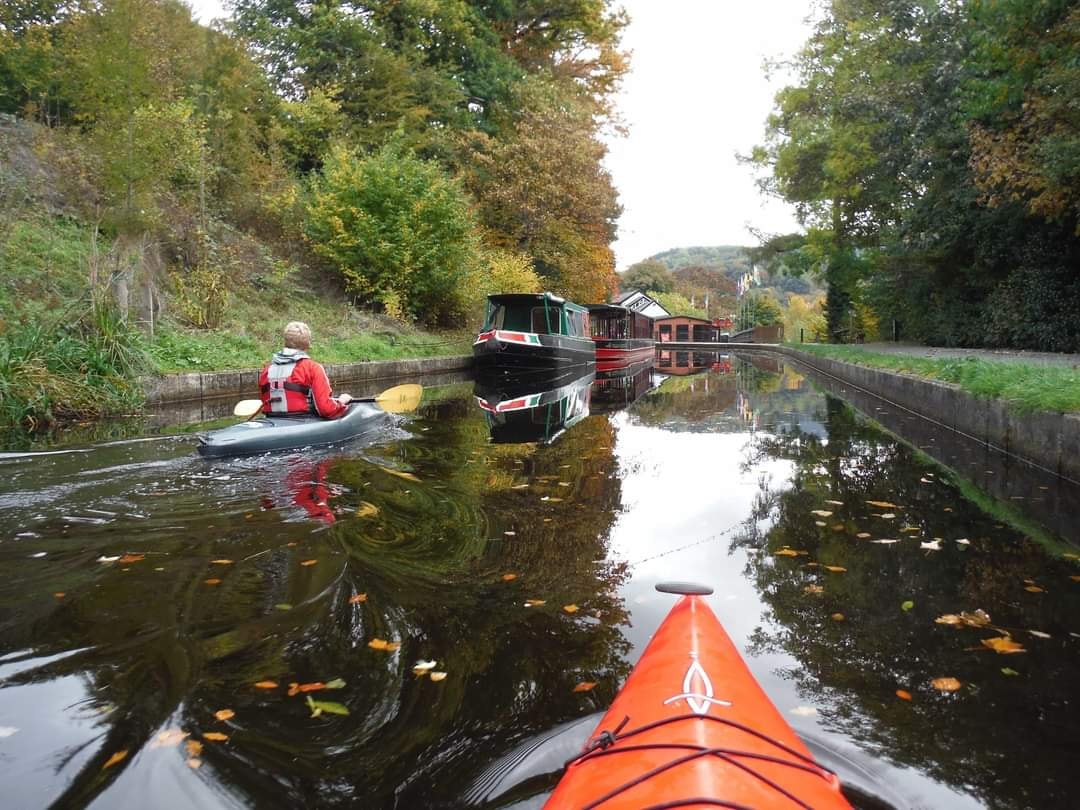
771, 345, 1080, 485
142, 355, 475, 406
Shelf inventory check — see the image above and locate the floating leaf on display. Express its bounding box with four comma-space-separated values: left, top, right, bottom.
955, 538, 970, 546
1028, 630, 1051, 639
368, 638, 390, 650
501, 573, 518, 581
380, 467, 421, 483
563, 604, 579, 613
98, 555, 120, 562
205, 578, 222, 586
413, 661, 437, 674
1063, 553, 1080, 560
325, 678, 346, 689
54, 592, 65, 598
880, 513, 897, 520
210, 559, 234, 565
300, 559, 318, 567
866, 500, 899, 509
524, 599, 546, 607
920, 477, 932, 483
306, 696, 350, 717
830, 613, 845, 622
982, 636, 1025, 654
823, 565, 847, 573
274, 603, 292, 611
429, 672, 447, 682
1001, 667, 1020, 677
349, 593, 368, 604
872, 539, 900, 545
901, 600, 915, 611
504, 531, 516, 537
775, 548, 807, 557
804, 585, 824, 595
355, 502, 378, 518
1024, 585, 1044, 593
186, 758, 202, 770
254, 681, 278, 689
825, 500, 844, 506
930, 677, 962, 692
935, 609, 991, 628
185, 740, 203, 757
118, 554, 145, 564
810, 510, 833, 517
203, 732, 229, 742
856, 533, 871, 539
150, 729, 189, 749
103, 750, 128, 769
214, 709, 235, 722
920, 539, 942, 551
1070, 575, 1080, 582
573, 681, 597, 692
814, 521, 827, 527
896, 689, 913, 701
831, 524, 846, 532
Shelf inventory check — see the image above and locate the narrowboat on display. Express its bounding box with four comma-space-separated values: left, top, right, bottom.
586, 303, 656, 371
473, 293, 595, 373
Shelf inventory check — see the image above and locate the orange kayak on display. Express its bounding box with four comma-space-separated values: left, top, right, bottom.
545, 582, 853, 809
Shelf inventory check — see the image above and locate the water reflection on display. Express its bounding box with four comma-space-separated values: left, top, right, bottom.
2, 357, 1079, 809
474, 368, 596, 445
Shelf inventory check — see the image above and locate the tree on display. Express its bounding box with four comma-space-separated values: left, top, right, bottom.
304, 140, 482, 326
651, 291, 704, 319
621, 259, 673, 294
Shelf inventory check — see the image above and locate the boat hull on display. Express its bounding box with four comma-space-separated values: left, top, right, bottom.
197, 402, 389, 458
473, 329, 595, 373
593, 338, 656, 372
545, 590, 852, 809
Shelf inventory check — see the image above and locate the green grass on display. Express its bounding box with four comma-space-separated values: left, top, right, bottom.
790, 343, 1080, 413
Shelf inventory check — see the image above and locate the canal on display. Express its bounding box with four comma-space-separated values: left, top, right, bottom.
1, 354, 1078, 809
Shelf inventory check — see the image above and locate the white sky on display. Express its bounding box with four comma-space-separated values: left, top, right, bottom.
186, 0, 812, 270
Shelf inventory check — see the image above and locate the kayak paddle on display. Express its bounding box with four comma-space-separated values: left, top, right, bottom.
232, 383, 424, 419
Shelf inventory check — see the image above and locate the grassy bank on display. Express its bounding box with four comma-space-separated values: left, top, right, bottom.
0, 214, 471, 428
791, 343, 1080, 414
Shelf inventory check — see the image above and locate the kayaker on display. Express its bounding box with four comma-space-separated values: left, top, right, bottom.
259, 321, 353, 418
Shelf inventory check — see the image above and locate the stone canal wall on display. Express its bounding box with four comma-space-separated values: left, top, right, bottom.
142, 355, 474, 406
773, 346, 1080, 484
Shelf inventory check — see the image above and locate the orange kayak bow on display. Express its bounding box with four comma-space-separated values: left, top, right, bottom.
545, 582, 853, 809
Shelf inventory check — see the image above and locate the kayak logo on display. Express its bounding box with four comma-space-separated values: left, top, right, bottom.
663, 652, 732, 715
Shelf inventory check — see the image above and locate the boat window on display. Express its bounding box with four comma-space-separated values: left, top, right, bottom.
531, 307, 555, 334
486, 304, 531, 332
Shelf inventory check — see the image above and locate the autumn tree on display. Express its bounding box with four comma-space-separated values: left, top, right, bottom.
621, 259, 674, 294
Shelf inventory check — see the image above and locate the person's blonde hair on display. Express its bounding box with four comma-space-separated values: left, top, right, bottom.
283, 321, 312, 350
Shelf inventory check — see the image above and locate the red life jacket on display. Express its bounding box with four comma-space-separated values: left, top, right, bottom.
260, 350, 314, 414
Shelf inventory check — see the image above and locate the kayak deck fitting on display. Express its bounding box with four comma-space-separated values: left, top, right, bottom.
545, 582, 852, 809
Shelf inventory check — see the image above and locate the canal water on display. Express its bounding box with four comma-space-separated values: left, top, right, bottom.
1, 354, 1079, 809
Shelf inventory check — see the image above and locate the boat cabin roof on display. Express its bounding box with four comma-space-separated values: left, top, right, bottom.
585, 303, 631, 316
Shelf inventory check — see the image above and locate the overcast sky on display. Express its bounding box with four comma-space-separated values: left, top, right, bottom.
186, 0, 812, 270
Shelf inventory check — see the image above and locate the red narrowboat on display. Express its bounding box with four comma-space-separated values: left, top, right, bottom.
586, 304, 656, 372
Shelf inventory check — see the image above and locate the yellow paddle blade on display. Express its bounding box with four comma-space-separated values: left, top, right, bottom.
372, 383, 423, 414
233, 399, 263, 417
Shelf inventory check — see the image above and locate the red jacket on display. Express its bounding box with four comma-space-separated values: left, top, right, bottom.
259, 351, 347, 418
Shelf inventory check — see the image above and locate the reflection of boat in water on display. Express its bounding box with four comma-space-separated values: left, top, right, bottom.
473, 292, 595, 374
590, 358, 662, 412
586, 304, 656, 370
474, 368, 595, 444
655, 349, 733, 376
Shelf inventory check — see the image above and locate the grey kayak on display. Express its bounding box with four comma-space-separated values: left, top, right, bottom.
197, 402, 389, 458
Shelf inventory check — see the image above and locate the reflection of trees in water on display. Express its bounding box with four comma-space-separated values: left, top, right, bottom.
734, 396, 1080, 809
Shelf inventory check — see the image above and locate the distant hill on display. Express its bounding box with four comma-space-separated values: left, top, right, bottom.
648, 246, 752, 278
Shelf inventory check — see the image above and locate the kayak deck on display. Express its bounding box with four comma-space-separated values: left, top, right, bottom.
545, 586, 852, 809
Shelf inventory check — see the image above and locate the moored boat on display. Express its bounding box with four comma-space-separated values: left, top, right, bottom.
474, 367, 594, 444
473, 293, 595, 373
197, 402, 389, 458
586, 303, 656, 371
545, 582, 853, 809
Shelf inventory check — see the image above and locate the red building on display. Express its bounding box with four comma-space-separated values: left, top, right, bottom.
653, 316, 719, 342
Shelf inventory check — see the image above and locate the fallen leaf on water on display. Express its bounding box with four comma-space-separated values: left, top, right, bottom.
831, 524, 846, 532
214, 709, 235, 722
325, 678, 346, 689
872, 539, 901, 545
185, 740, 203, 757
573, 682, 597, 692
789, 706, 818, 717
902, 527, 921, 534
186, 758, 202, 770
203, 732, 229, 742
254, 681, 278, 689
511, 484, 529, 490
806, 562, 819, 568
306, 696, 350, 717
1070, 575, 1080, 582
880, 513, 897, 520
355, 502, 378, 518
866, 500, 899, 509
524, 599, 546, 607
811, 510, 833, 517
1064, 553, 1080, 560
955, 538, 970, 546
413, 660, 437, 674
205, 578, 222, 586
982, 636, 1025, 654
830, 613, 845, 622
1029, 630, 1051, 639
97, 555, 120, 562
349, 593, 368, 604
368, 639, 390, 650
931, 677, 962, 692
210, 559, 234, 565
825, 500, 844, 506
775, 548, 807, 557
920, 539, 943, 551
300, 559, 318, 567
275, 603, 292, 611
54, 592, 65, 598
103, 750, 128, 769
544, 497, 564, 503
1001, 667, 1020, 677
118, 554, 145, 564
920, 477, 932, 483
381, 467, 421, 483
501, 573, 518, 581
429, 672, 447, 682
814, 521, 827, 527
150, 729, 189, 749
1025, 585, 1044, 593
823, 565, 847, 573
504, 531, 516, 537
563, 604, 579, 613
896, 689, 913, 701
856, 533, 871, 539
935, 609, 991, 628
902, 600, 915, 611
804, 585, 824, 595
